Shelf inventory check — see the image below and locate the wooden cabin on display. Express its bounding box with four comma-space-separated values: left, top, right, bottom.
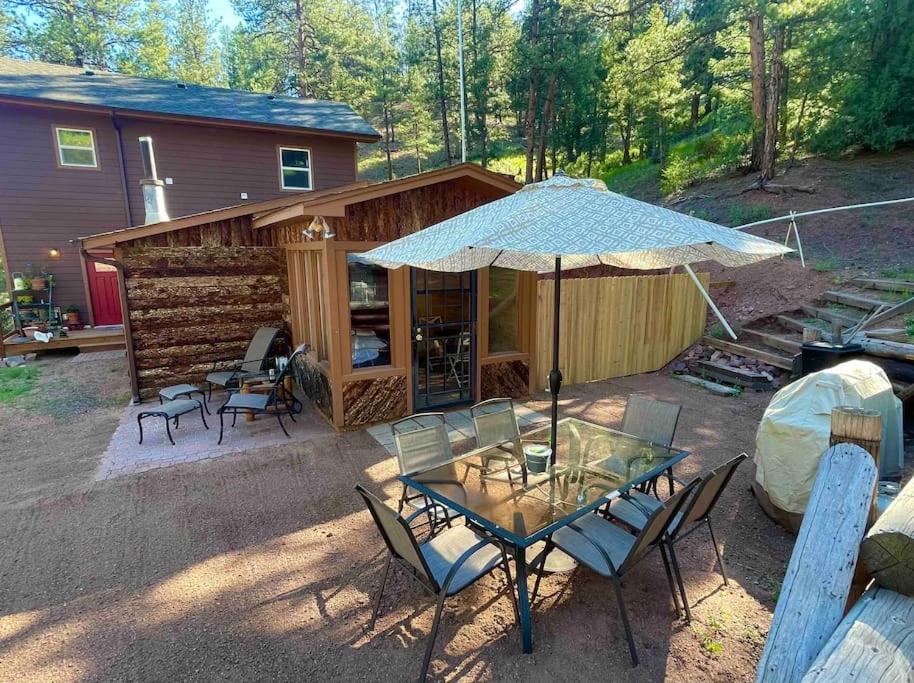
79, 164, 537, 429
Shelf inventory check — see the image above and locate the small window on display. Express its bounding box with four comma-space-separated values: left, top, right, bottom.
488, 267, 520, 353
55, 127, 98, 168
348, 254, 391, 368
279, 147, 312, 190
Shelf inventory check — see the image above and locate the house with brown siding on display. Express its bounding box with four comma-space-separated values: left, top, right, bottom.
78, 164, 533, 427
0, 56, 379, 326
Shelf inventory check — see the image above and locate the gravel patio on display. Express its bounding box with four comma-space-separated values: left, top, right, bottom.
0, 353, 793, 681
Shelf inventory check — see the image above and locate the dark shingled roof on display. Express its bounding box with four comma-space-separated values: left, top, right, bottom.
0, 56, 381, 140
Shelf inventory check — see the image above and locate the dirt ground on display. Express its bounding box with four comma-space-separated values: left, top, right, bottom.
0, 353, 791, 682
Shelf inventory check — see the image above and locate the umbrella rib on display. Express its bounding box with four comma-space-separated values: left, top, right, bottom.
486, 249, 505, 267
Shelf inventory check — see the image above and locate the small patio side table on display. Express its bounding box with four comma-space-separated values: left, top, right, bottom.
400, 417, 690, 655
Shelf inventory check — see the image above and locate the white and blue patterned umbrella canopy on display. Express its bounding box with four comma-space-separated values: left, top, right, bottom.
361, 173, 791, 272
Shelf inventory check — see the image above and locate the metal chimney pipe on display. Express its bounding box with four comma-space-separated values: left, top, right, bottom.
138, 136, 169, 224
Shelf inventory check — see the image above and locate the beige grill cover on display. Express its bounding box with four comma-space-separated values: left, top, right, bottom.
754, 360, 903, 515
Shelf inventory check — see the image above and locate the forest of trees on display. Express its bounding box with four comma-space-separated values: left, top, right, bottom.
1, 0, 912, 192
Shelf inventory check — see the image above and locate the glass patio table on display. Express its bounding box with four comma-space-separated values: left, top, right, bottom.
400, 416, 690, 654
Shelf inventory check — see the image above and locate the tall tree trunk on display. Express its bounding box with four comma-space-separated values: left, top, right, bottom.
294, 0, 309, 97
523, 0, 542, 183
621, 104, 633, 164
789, 89, 809, 164
383, 102, 393, 180
535, 74, 556, 181
761, 24, 785, 182
431, 0, 452, 165
748, 11, 766, 172
690, 92, 700, 128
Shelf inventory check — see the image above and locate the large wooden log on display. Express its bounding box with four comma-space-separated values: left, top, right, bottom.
830, 406, 882, 463
755, 444, 878, 683
861, 476, 914, 597
855, 337, 914, 362
801, 586, 914, 682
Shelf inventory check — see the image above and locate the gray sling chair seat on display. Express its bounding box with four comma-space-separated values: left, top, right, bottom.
621, 395, 682, 497
531, 479, 699, 667
206, 327, 283, 400
356, 485, 518, 682
604, 452, 749, 622
216, 344, 308, 444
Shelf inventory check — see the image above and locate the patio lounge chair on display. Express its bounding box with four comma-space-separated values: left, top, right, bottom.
205, 327, 282, 400
356, 484, 518, 682
604, 452, 748, 622
621, 395, 682, 496
216, 344, 307, 444
532, 478, 699, 666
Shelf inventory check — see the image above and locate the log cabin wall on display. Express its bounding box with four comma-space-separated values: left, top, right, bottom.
116, 216, 289, 399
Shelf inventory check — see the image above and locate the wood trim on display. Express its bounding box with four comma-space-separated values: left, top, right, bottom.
284, 241, 326, 251
323, 243, 346, 427
475, 267, 490, 403
252, 163, 520, 230
82, 164, 519, 248
480, 351, 529, 365
79, 250, 96, 326
342, 366, 406, 383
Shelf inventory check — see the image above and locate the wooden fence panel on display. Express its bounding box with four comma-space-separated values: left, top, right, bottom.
534, 273, 708, 389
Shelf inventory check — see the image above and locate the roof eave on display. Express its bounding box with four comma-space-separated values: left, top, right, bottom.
0, 93, 382, 142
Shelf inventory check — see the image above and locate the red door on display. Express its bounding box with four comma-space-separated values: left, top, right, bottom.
86, 259, 123, 325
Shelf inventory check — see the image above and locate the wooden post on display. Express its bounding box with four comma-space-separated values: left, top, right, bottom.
829, 406, 882, 463
860, 477, 914, 597
755, 444, 877, 683
801, 586, 914, 682
241, 380, 255, 422
830, 406, 882, 608
802, 327, 822, 343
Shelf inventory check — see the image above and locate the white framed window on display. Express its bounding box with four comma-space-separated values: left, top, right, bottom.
279, 146, 313, 190
55, 127, 98, 168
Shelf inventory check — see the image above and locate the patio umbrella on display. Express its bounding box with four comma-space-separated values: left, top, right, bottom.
361, 173, 791, 460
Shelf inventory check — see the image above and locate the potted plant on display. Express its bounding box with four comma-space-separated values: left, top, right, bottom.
64, 305, 81, 326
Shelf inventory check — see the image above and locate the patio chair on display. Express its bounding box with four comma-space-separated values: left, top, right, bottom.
216, 344, 307, 444
205, 327, 282, 400
391, 413, 460, 531
470, 398, 547, 484
356, 484, 517, 682
604, 452, 748, 622
621, 395, 682, 496
531, 478, 699, 666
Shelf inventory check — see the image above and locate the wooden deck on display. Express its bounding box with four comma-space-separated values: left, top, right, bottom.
1, 327, 125, 357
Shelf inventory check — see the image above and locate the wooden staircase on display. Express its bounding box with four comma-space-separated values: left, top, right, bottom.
698, 277, 914, 396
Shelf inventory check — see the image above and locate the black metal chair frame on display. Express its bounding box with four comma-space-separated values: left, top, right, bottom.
621, 396, 682, 498
216, 347, 307, 444
651, 453, 748, 622
356, 485, 518, 682
137, 400, 209, 446
531, 479, 699, 667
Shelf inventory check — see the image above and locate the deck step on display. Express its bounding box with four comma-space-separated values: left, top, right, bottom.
823, 290, 891, 311
801, 305, 862, 327
776, 315, 835, 341
852, 278, 914, 293
741, 328, 803, 353
702, 336, 797, 372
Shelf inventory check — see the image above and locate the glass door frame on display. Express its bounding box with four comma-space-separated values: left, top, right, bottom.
410, 268, 478, 411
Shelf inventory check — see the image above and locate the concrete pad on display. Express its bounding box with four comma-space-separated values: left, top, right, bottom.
97, 392, 335, 480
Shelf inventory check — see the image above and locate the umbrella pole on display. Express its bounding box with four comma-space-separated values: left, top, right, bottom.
548, 256, 563, 463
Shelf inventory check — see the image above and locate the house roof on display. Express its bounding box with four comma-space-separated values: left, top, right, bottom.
0, 56, 381, 141
78, 164, 521, 249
